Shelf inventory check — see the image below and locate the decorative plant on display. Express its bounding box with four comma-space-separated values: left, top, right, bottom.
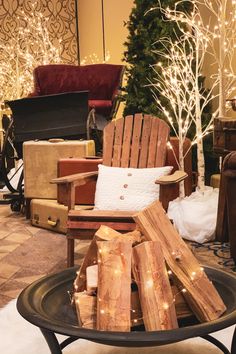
122, 0, 191, 117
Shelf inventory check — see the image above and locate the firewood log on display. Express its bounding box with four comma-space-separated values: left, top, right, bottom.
73, 292, 96, 329
73, 225, 141, 293
96, 239, 132, 331
132, 241, 178, 331
134, 201, 226, 322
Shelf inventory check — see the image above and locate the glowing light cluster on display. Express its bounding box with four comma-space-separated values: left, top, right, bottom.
0, 2, 62, 103
149, 1, 236, 191
73, 248, 205, 325
80, 51, 111, 65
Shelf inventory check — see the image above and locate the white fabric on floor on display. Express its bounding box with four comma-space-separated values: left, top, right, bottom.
168, 187, 219, 243
0, 299, 234, 354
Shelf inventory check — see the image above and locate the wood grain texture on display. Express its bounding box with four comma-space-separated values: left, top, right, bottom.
73, 226, 140, 293
130, 113, 143, 168
147, 117, 159, 167
139, 116, 152, 168
121, 115, 133, 167
112, 118, 124, 167
97, 240, 132, 331
132, 241, 178, 331
134, 201, 226, 322
155, 119, 170, 167
103, 120, 115, 166
74, 292, 97, 329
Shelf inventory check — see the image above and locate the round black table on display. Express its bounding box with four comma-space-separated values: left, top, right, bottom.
17, 266, 236, 354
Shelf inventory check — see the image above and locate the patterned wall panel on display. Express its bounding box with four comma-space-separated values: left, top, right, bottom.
0, 0, 79, 64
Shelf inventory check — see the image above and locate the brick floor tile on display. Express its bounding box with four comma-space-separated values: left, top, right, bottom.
5, 232, 31, 243
0, 263, 20, 279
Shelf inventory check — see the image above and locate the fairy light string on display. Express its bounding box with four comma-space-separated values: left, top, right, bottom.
148, 0, 236, 191
0, 1, 62, 103
73, 247, 205, 325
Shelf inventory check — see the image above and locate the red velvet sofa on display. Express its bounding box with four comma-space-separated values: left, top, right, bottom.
30, 63, 125, 119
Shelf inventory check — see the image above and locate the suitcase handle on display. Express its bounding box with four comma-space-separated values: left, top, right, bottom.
47, 217, 59, 227
48, 138, 65, 143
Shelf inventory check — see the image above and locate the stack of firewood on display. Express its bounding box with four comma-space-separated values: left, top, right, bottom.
73, 201, 226, 332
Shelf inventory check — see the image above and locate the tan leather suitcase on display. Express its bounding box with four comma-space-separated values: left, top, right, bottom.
23, 139, 95, 199
30, 199, 92, 234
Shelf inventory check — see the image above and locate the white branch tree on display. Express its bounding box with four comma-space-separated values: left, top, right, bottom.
0, 3, 62, 103
150, 1, 236, 192
151, 32, 217, 192
196, 0, 236, 117
157, 0, 236, 116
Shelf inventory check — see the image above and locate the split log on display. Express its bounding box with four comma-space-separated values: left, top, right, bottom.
73, 292, 96, 329
132, 241, 178, 331
95, 225, 142, 244
131, 285, 192, 322
172, 285, 192, 319
73, 238, 97, 293
97, 240, 132, 331
73, 225, 141, 293
134, 201, 226, 322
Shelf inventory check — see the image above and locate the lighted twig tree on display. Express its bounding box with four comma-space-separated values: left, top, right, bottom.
151, 2, 219, 192
195, 0, 236, 117
159, 0, 236, 117
0, 4, 61, 103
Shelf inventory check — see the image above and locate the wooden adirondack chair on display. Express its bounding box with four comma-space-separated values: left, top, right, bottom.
52, 114, 187, 267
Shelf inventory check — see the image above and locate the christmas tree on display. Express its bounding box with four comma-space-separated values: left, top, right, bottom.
123, 0, 191, 116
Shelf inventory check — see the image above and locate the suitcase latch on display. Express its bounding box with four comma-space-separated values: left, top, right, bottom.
33, 214, 39, 224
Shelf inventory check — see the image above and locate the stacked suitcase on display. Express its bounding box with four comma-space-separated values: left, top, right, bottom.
23, 139, 101, 234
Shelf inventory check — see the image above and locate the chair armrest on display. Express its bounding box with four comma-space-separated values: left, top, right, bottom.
155, 170, 188, 185
51, 171, 98, 187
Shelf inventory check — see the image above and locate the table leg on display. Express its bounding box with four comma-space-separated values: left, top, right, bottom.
40, 328, 62, 354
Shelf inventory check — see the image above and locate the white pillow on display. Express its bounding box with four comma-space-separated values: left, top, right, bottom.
94, 164, 173, 211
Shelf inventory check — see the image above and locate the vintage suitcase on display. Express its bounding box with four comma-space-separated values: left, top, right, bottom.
57, 158, 103, 205
30, 199, 92, 234
23, 139, 95, 199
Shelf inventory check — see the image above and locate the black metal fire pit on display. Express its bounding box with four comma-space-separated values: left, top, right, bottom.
17, 266, 236, 354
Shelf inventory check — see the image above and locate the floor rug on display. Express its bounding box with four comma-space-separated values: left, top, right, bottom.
0, 299, 235, 354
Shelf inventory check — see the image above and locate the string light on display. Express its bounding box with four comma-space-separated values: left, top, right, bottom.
80, 51, 111, 65
73, 247, 207, 326
0, 1, 62, 103
150, 0, 236, 190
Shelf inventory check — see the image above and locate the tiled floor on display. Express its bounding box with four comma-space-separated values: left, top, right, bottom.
0, 205, 89, 308
0, 204, 235, 309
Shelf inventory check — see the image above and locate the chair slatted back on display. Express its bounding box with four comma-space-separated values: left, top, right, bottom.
103, 113, 170, 168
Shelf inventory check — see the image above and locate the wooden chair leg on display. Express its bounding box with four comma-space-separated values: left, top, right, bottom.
67, 238, 75, 267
